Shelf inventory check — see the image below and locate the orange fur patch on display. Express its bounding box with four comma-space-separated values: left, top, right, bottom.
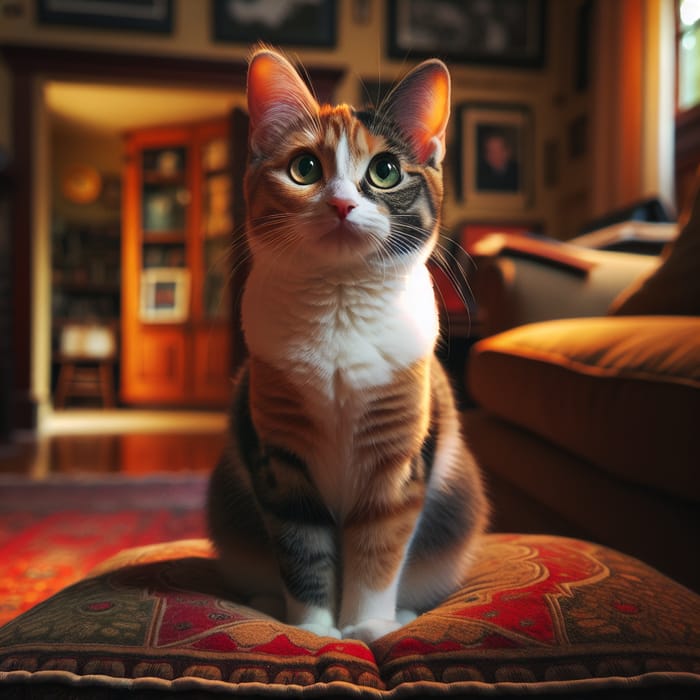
248, 357, 319, 461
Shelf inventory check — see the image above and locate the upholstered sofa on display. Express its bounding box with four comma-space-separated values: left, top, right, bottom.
462, 198, 700, 594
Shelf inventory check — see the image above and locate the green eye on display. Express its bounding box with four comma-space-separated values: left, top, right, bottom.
288, 153, 322, 185
367, 154, 401, 189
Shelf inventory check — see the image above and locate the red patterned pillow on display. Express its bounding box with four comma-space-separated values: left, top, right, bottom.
1, 534, 699, 698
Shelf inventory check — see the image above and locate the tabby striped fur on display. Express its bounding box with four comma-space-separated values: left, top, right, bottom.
207, 46, 488, 643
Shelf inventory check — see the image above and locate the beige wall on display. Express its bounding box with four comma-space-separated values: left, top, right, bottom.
50, 123, 122, 225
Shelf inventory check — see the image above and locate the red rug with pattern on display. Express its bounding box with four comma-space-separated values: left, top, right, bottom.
0, 476, 207, 626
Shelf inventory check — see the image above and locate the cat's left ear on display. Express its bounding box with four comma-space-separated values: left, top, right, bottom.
383, 60, 451, 165
247, 47, 320, 154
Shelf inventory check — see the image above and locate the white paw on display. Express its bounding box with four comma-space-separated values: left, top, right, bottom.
397, 608, 418, 625
341, 618, 403, 643
297, 623, 342, 638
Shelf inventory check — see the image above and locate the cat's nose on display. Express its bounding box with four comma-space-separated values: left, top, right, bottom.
329, 197, 357, 220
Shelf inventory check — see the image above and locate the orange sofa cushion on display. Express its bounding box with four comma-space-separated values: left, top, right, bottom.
468, 316, 700, 503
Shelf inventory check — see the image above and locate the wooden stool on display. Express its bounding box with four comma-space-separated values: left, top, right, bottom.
54, 357, 116, 408
53, 323, 117, 409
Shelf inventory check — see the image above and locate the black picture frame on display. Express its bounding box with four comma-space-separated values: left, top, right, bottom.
387, 0, 546, 68
457, 103, 534, 209
36, 0, 173, 34
211, 0, 336, 47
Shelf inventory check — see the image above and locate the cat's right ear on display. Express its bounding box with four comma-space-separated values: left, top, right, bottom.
247, 48, 319, 154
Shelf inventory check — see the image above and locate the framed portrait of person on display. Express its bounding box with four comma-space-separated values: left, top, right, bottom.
457, 103, 534, 210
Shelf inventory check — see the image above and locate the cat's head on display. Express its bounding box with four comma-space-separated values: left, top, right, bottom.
244, 46, 450, 274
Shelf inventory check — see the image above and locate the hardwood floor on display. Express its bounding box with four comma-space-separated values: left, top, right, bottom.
0, 410, 227, 478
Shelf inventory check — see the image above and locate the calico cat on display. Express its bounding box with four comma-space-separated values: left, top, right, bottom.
207, 46, 488, 643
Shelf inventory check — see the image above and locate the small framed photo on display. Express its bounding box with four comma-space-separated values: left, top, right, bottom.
211, 0, 336, 47
140, 268, 190, 323
387, 0, 546, 68
457, 103, 534, 210
37, 0, 173, 33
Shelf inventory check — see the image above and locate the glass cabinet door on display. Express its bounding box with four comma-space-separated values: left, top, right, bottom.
141, 146, 189, 235
141, 145, 189, 270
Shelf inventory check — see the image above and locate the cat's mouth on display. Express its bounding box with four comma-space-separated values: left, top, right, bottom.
318, 220, 378, 257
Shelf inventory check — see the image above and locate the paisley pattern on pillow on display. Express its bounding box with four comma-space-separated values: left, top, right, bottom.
1, 534, 699, 698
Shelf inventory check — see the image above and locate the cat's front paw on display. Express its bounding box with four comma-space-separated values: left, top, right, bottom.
341, 618, 403, 643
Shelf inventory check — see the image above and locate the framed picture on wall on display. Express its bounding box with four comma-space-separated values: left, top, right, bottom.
140, 268, 190, 323
37, 0, 173, 33
457, 103, 534, 210
211, 0, 336, 47
387, 0, 546, 68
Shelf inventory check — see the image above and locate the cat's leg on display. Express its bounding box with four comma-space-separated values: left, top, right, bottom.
271, 521, 340, 638
398, 440, 489, 612
251, 448, 341, 638
338, 480, 424, 643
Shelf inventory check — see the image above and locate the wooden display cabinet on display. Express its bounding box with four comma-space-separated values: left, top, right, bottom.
121, 120, 233, 406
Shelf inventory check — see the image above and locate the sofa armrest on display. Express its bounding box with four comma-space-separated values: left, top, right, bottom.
471, 237, 658, 335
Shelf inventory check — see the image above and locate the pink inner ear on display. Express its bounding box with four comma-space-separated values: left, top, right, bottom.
247, 51, 318, 143
390, 62, 450, 163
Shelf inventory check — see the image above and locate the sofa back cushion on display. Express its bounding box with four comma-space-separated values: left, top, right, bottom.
609, 182, 700, 315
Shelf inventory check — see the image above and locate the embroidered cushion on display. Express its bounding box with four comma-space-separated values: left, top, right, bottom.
1, 534, 699, 698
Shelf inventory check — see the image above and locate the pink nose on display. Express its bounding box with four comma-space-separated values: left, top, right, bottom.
329, 198, 357, 220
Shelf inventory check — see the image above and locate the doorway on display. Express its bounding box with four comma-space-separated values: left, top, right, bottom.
45, 80, 243, 411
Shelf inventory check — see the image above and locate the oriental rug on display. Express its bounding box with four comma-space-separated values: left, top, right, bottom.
0, 476, 208, 626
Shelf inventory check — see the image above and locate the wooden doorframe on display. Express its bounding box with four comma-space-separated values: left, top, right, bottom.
0, 43, 342, 431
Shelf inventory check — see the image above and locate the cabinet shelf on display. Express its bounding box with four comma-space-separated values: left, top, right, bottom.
142, 172, 186, 185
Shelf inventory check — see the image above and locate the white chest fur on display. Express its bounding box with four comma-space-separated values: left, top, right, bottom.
242, 264, 438, 392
